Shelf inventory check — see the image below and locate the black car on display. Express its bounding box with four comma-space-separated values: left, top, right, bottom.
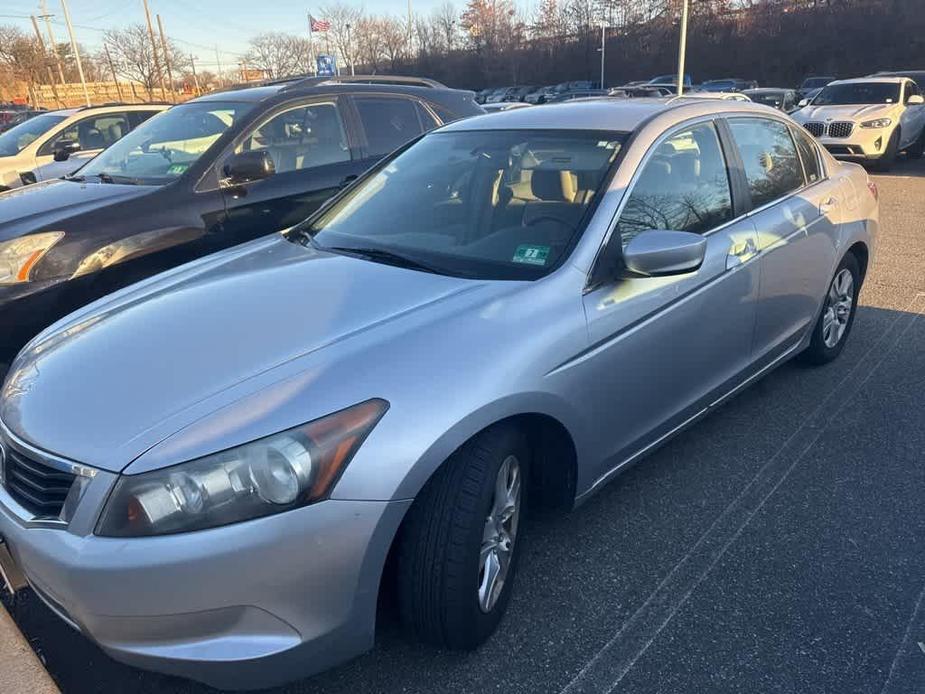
696, 78, 758, 93
0, 75, 481, 362
798, 76, 835, 98
742, 88, 800, 113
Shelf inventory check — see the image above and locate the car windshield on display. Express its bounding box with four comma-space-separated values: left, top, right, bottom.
78, 101, 254, 184
303, 129, 626, 280
751, 92, 785, 107
813, 82, 901, 106
0, 113, 67, 156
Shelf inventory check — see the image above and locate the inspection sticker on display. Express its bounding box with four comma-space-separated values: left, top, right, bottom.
513, 244, 550, 266
167, 163, 190, 175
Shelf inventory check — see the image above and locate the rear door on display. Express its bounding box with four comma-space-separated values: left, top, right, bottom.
345, 94, 439, 173
580, 119, 761, 480
219, 96, 362, 242
725, 116, 840, 365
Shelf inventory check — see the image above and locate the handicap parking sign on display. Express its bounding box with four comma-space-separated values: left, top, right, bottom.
316, 55, 337, 77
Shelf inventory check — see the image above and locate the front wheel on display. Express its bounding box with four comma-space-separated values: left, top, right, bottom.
396, 424, 528, 649
798, 252, 861, 366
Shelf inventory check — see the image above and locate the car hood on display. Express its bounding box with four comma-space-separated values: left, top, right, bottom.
1, 235, 483, 471
0, 179, 152, 237
795, 103, 898, 122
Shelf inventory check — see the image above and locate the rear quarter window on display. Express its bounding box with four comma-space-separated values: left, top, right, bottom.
728, 118, 804, 208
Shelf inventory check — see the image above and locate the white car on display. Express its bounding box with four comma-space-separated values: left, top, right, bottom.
0, 103, 168, 189
671, 92, 752, 103
791, 77, 925, 170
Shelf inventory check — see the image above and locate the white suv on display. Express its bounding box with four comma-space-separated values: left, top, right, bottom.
0, 103, 168, 189
791, 77, 925, 170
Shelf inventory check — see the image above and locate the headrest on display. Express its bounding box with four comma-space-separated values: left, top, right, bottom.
531, 169, 578, 202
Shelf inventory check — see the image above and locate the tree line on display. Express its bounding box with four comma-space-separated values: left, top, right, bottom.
2, 0, 923, 104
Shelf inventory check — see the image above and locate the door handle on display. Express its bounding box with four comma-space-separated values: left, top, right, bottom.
726, 237, 757, 269
819, 196, 837, 214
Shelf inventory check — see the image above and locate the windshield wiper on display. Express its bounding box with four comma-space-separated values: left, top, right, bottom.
63, 173, 85, 182
323, 245, 444, 275
93, 172, 139, 185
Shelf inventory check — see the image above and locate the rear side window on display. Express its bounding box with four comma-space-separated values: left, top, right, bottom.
791, 127, 822, 184
39, 112, 131, 155
616, 122, 733, 245
354, 96, 427, 157
728, 118, 804, 208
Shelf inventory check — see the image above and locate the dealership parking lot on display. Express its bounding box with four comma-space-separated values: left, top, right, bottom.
3, 157, 924, 694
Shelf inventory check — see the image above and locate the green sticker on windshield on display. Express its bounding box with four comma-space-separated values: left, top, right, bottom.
513, 244, 550, 266
167, 163, 189, 175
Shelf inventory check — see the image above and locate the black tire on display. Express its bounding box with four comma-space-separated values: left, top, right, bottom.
396, 423, 529, 649
906, 126, 925, 159
798, 252, 861, 366
874, 128, 900, 171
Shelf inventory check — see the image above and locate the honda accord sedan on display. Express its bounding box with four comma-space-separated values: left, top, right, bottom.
0, 98, 878, 689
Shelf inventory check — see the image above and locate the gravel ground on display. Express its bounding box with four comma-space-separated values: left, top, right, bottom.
3, 156, 924, 694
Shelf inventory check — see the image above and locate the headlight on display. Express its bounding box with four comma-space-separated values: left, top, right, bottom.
0, 232, 64, 285
96, 399, 388, 537
860, 118, 892, 129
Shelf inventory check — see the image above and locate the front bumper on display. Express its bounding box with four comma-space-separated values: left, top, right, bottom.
813, 126, 894, 160
0, 454, 410, 690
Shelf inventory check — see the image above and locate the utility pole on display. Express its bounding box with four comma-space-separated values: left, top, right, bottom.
407, 0, 414, 56
60, 0, 90, 107
104, 45, 124, 101
142, 0, 167, 101
30, 15, 63, 108
346, 24, 355, 76
39, 0, 66, 85
156, 14, 175, 102
676, 0, 690, 96
215, 46, 224, 88
189, 54, 201, 95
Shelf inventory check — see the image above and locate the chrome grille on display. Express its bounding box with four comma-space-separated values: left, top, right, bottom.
804, 122, 825, 137
2, 446, 76, 517
828, 121, 853, 138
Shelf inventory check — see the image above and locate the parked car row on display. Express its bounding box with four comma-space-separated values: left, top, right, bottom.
0, 90, 878, 690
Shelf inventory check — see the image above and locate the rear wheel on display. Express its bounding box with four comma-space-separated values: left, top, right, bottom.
798, 252, 861, 366
396, 424, 528, 649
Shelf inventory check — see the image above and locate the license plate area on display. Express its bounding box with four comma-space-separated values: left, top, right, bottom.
0, 538, 27, 593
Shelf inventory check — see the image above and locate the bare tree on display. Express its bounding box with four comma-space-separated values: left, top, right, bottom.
319, 2, 364, 73
101, 24, 187, 97
245, 33, 312, 79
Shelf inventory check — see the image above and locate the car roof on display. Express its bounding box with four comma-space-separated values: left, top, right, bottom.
193, 80, 470, 105
441, 98, 774, 133
830, 76, 907, 85
744, 88, 792, 93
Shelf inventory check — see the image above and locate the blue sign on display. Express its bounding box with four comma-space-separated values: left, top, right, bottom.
316, 55, 337, 77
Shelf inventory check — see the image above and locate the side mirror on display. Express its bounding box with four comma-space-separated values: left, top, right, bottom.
908, 94, 924, 105
798, 98, 809, 107
53, 141, 81, 162
222, 150, 276, 185
622, 230, 707, 277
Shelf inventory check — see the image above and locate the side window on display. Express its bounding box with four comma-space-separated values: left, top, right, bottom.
429, 102, 460, 124
792, 127, 822, 185
40, 112, 131, 155
354, 96, 427, 157
616, 122, 733, 245
237, 102, 349, 174
415, 101, 440, 129
728, 118, 804, 208
128, 110, 160, 129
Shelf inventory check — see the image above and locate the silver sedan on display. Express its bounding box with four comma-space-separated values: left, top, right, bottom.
0, 98, 878, 689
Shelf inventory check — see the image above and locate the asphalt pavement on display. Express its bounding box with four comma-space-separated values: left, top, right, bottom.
2, 157, 924, 694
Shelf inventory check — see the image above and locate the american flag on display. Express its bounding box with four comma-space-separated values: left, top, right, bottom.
310, 15, 331, 32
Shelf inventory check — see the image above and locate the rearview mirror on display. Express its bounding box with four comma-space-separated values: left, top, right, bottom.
222, 150, 276, 185
53, 141, 81, 162
908, 94, 925, 105
623, 230, 707, 277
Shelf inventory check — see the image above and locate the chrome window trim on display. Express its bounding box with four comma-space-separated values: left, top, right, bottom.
585, 111, 831, 291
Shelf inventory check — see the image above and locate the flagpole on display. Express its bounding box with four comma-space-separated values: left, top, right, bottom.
307, 12, 316, 76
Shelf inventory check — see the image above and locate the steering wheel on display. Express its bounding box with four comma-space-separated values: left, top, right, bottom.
525, 214, 571, 228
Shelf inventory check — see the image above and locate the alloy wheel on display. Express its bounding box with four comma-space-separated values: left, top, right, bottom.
822, 268, 855, 348
478, 455, 522, 613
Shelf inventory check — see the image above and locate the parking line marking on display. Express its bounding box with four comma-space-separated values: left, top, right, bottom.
878, 580, 925, 694
560, 294, 924, 694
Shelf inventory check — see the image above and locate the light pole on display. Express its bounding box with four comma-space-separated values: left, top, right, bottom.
599, 22, 607, 90
676, 0, 690, 96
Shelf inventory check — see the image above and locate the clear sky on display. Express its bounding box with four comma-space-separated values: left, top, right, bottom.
3, 0, 458, 72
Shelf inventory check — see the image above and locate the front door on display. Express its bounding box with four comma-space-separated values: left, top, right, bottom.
219, 97, 361, 242
580, 120, 761, 480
